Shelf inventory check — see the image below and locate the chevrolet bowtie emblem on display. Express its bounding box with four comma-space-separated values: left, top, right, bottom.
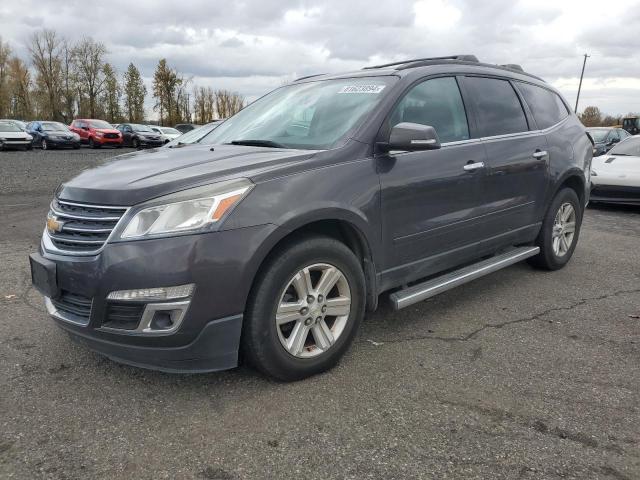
47, 215, 64, 233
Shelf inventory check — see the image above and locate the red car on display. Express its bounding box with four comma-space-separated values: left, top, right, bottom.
69, 119, 123, 148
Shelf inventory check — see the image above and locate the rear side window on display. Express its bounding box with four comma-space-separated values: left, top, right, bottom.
464, 77, 529, 137
516, 82, 569, 129
389, 77, 470, 143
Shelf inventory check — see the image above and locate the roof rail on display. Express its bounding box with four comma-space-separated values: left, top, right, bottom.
293, 73, 327, 82
363, 55, 479, 70
501, 64, 524, 72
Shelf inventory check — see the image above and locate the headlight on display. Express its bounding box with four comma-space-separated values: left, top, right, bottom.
73, 133, 80, 140
95, 131, 104, 136
26, 134, 33, 140
119, 179, 253, 239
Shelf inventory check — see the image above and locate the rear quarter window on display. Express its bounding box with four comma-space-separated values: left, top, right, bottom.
516, 82, 569, 130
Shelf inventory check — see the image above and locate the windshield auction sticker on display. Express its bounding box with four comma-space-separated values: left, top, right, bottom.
338, 85, 386, 94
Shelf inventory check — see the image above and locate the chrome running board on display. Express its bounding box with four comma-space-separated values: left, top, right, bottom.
390, 246, 540, 310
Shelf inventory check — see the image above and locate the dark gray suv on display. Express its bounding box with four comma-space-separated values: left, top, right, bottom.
30, 55, 592, 381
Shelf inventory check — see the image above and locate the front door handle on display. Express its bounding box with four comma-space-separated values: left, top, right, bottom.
533, 150, 548, 159
463, 161, 485, 172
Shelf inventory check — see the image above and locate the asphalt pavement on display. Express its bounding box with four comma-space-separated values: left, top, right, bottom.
1, 147, 639, 479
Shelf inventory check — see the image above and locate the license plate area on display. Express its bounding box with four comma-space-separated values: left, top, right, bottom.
29, 253, 59, 298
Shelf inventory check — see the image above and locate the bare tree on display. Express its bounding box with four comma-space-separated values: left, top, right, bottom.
7, 56, 33, 119
101, 63, 121, 123
214, 89, 245, 119
73, 37, 107, 118
59, 40, 77, 122
123, 62, 146, 122
0, 37, 12, 117
28, 29, 63, 120
580, 106, 602, 127
152, 59, 181, 125
193, 85, 216, 123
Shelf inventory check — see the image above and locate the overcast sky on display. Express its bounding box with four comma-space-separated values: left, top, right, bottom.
2, 0, 640, 118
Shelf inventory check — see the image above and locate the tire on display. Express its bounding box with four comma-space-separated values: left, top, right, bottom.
89, 138, 100, 149
132, 138, 140, 149
242, 235, 366, 381
26, 143, 33, 151
528, 187, 582, 270
41, 139, 48, 150
73, 144, 80, 150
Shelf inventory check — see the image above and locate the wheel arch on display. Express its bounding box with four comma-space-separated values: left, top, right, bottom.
548, 169, 587, 212
245, 211, 379, 313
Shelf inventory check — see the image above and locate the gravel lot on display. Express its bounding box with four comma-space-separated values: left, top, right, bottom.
1, 148, 639, 480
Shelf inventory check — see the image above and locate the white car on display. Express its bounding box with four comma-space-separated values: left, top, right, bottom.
590, 135, 640, 206
149, 126, 182, 144
0, 121, 33, 150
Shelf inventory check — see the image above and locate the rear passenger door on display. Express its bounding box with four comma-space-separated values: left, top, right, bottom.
461, 76, 548, 247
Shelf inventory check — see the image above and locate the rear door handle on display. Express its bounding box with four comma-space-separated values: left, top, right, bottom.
533, 150, 548, 159
463, 161, 485, 172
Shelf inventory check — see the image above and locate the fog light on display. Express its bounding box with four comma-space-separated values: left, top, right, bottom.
107, 284, 194, 301
151, 311, 174, 330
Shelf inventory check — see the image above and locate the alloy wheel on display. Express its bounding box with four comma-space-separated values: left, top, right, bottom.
41, 139, 47, 150
552, 202, 576, 257
275, 263, 351, 358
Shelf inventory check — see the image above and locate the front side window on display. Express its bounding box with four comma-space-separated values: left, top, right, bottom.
200, 77, 397, 150
465, 77, 529, 137
388, 77, 470, 143
517, 82, 569, 130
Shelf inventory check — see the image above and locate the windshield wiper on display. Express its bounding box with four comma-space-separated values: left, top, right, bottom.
229, 139, 287, 149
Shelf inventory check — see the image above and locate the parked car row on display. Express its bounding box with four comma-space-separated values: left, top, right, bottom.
0, 117, 220, 151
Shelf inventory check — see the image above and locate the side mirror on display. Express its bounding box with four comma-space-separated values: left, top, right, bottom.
380, 122, 441, 152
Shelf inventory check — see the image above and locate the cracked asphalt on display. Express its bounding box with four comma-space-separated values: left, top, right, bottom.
1, 148, 639, 479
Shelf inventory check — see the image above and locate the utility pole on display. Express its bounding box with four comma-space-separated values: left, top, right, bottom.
574, 53, 590, 114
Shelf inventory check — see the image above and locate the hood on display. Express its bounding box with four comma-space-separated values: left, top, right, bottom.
95, 128, 120, 134
592, 154, 640, 184
58, 144, 317, 205
0, 131, 30, 139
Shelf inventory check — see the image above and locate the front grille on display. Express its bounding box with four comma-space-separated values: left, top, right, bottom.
103, 133, 119, 139
103, 302, 145, 330
51, 290, 92, 320
47, 199, 128, 255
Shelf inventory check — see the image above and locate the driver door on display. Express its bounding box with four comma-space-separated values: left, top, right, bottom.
378, 76, 488, 282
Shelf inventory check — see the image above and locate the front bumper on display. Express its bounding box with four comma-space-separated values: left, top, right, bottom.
48, 137, 80, 147
95, 136, 122, 145
139, 139, 164, 148
1, 140, 31, 149
590, 184, 640, 206
34, 224, 277, 372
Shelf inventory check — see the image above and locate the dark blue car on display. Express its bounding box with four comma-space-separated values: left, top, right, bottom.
26, 121, 81, 150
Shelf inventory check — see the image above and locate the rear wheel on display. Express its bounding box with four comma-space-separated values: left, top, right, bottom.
242, 236, 366, 381
528, 187, 582, 270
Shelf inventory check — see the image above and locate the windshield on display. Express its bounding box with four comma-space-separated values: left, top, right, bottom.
42, 122, 68, 132
200, 77, 396, 150
88, 120, 112, 129
609, 136, 640, 156
588, 129, 609, 142
132, 124, 154, 132
0, 122, 21, 132
161, 127, 180, 134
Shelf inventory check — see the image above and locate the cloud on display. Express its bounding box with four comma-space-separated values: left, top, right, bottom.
2, 0, 640, 116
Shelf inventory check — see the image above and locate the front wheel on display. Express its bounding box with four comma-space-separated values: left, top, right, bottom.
41, 139, 48, 150
242, 236, 366, 381
132, 138, 140, 149
89, 138, 100, 149
528, 187, 582, 270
